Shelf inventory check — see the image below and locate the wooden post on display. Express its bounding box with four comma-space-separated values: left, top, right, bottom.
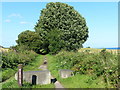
18, 64, 23, 87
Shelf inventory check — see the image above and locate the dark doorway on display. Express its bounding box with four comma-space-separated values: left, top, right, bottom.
51, 78, 57, 83
32, 75, 37, 85
44, 61, 47, 64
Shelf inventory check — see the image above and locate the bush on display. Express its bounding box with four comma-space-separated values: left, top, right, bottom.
2, 50, 37, 68
2, 49, 38, 81
53, 50, 118, 87
16, 30, 42, 53
2, 68, 16, 82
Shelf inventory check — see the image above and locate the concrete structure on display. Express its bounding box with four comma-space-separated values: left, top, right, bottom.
15, 70, 51, 85
59, 69, 74, 78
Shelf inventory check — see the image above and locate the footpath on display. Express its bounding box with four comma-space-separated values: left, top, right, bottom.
38, 56, 65, 89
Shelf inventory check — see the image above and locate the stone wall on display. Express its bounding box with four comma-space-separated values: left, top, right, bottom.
59, 69, 74, 78
15, 70, 51, 85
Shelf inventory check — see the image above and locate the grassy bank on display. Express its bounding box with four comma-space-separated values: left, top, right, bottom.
2, 48, 118, 88
2, 49, 38, 82
57, 74, 106, 88
47, 55, 107, 88
2, 55, 55, 88
78, 48, 118, 54
47, 48, 118, 88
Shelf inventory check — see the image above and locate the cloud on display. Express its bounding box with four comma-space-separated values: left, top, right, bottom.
4, 19, 11, 23
20, 21, 28, 24
8, 13, 23, 18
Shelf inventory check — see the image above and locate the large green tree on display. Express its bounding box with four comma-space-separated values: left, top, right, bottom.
47, 28, 65, 54
16, 30, 42, 53
35, 2, 89, 53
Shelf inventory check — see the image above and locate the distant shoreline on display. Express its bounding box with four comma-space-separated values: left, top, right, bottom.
98, 48, 120, 50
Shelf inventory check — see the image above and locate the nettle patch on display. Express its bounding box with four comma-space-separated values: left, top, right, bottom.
54, 50, 118, 87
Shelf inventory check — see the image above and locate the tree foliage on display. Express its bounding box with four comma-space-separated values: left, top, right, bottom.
35, 2, 89, 53
16, 30, 42, 53
16, 2, 89, 54
47, 29, 65, 54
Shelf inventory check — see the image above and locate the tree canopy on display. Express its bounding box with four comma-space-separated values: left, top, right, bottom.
16, 2, 89, 54
34, 2, 89, 53
16, 30, 42, 53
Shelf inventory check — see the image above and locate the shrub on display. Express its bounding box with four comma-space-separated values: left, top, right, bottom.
53, 50, 118, 87
2, 50, 37, 68
2, 49, 38, 81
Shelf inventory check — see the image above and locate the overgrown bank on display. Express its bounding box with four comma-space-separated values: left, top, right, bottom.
1, 48, 118, 88
2, 48, 38, 82
2, 55, 55, 88
47, 49, 118, 88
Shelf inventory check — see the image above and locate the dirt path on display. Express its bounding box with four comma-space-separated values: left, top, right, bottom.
38, 56, 47, 70
38, 56, 64, 89
38, 64, 47, 70
54, 81, 64, 89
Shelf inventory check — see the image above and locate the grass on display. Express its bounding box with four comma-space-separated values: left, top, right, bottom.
47, 53, 114, 88
2, 76, 19, 88
2, 54, 41, 82
29, 83, 54, 88
2, 48, 118, 88
58, 74, 107, 88
78, 48, 118, 54
2, 49, 38, 82
2, 76, 55, 88
47, 54, 58, 78
0, 47, 9, 52
23, 55, 44, 71
2, 68, 17, 82
2, 55, 55, 88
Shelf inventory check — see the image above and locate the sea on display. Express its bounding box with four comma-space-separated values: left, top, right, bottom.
99, 48, 120, 50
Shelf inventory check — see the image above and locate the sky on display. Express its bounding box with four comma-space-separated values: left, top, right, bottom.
1, 2, 118, 48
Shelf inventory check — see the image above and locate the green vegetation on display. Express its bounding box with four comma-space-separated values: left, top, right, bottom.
58, 74, 106, 88
35, 2, 88, 54
16, 2, 88, 54
2, 68, 17, 82
2, 50, 37, 68
46, 29, 65, 54
2, 48, 37, 82
2, 2, 118, 89
2, 77, 54, 88
2, 55, 55, 88
2, 48, 118, 88
47, 49, 118, 88
23, 55, 43, 71
16, 30, 42, 53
